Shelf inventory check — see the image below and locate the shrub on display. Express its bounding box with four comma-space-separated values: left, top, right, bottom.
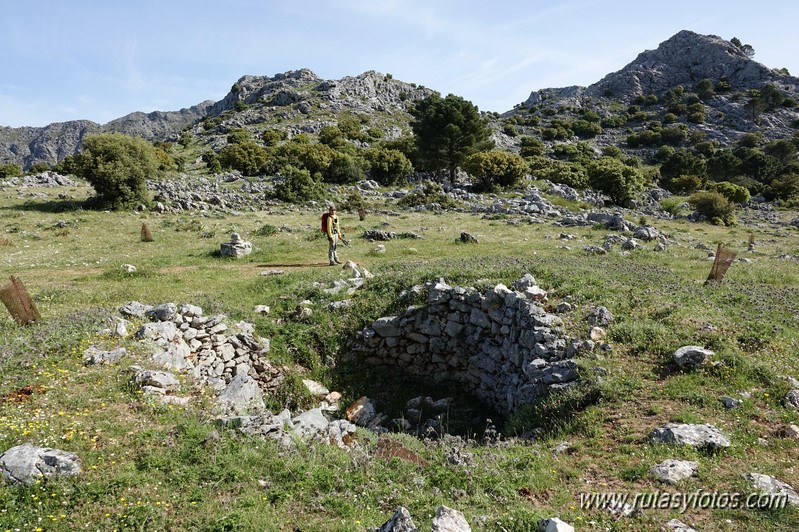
765, 173, 799, 201
26, 161, 51, 174
324, 152, 364, 184
0, 163, 22, 179
601, 146, 623, 159
462, 150, 528, 192
272, 165, 324, 203
218, 141, 269, 176
397, 181, 459, 209
587, 157, 645, 204
528, 157, 589, 189
519, 136, 545, 158
73, 133, 162, 210
365, 147, 412, 186
710, 181, 751, 204
261, 129, 287, 147
667, 174, 702, 194
227, 128, 251, 144
688, 191, 735, 225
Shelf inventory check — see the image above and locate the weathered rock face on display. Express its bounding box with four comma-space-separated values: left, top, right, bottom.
649, 423, 731, 450
355, 276, 581, 415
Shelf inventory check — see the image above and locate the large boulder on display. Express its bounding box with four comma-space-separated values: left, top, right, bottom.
0, 443, 81, 485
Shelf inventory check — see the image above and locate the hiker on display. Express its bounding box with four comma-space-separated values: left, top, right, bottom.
323, 206, 348, 265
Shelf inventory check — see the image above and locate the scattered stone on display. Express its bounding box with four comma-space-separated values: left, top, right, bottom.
121, 263, 137, 273
217, 374, 265, 415
720, 396, 742, 409
253, 305, 271, 315
431, 505, 470, 532
634, 225, 662, 241
649, 423, 731, 451
785, 389, 799, 409
783, 424, 799, 440
119, 301, 152, 318
589, 326, 606, 341
374, 244, 386, 253
664, 519, 697, 532
129, 366, 180, 393
746, 473, 799, 506
375, 506, 418, 532
537, 518, 574, 532
650, 459, 699, 484
459, 232, 478, 244
583, 245, 607, 255
587, 306, 613, 326
364, 230, 395, 241
621, 238, 639, 250
83, 346, 127, 365
0, 443, 81, 486
145, 303, 178, 322
259, 269, 284, 276
551, 441, 573, 457
220, 233, 252, 257
327, 299, 354, 311
302, 379, 330, 399
673, 345, 714, 369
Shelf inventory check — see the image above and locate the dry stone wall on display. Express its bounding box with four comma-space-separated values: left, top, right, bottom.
355, 275, 583, 415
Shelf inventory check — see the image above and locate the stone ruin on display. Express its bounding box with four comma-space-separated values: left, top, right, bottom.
353, 274, 588, 416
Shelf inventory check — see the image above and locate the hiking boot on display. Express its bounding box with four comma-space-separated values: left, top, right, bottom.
334, 259, 342, 265
329, 261, 336, 266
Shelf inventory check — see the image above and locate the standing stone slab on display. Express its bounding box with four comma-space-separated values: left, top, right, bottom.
649, 423, 730, 450
0, 443, 81, 486
217, 374, 265, 415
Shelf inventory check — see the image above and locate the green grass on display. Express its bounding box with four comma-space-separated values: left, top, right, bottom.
1, 183, 798, 530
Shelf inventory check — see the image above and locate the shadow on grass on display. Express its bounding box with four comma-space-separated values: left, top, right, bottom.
8, 198, 89, 213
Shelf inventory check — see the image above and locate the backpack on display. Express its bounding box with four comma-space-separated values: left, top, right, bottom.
321, 212, 330, 234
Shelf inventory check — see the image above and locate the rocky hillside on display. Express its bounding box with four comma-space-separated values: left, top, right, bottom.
1, 30, 798, 170
511, 30, 799, 146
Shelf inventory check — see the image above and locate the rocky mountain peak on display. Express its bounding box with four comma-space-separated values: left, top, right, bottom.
585, 30, 797, 99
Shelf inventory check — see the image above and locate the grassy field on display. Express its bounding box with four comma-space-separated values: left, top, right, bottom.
1, 181, 798, 531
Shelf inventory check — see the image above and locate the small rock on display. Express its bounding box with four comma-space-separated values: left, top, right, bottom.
253, 305, 271, 315
375, 506, 418, 532
650, 459, 699, 484
537, 518, 574, 532
121, 263, 137, 273
785, 389, 799, 409
664, 519, 697, 532
720, 396, 742, 409
783, 424, 799, 440
649, 423, 730, 450
673, 345, 714, 369
589, 326, 606, 341
431, 505, 470, 532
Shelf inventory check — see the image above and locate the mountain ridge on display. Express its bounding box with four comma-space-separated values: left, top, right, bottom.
1, 30, 798, 170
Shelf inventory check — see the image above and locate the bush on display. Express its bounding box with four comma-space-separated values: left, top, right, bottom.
765, 173, 799, 201
0, 163, 22, 179
365, 147, 412, 186
26, 161, 51, 174
462, 150, 528, 192
397, 181, 459, 209
261, 129, 287, 147
324, 152, 364, 184
73, 133, 162, 210
218, 141, 269, 176
688, 191, 735, 225
226, 128, 251, 145
272, 165, 324, 203
519, 136, 545, 158
710, 181, 751, 204
528, 157, 588, 189
587, 157, 645, 204
667, 174, 702, 194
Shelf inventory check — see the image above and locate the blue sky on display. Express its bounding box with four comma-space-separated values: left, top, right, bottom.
1, 0, 797, 127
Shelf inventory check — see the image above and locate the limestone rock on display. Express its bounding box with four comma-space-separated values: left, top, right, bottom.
220, 233, 252, 257
217, 374, 265, 415
785, 389, 799, 409
664, 519, 697, 532
650, 459, 698, 484
0, 443, 81, 486
673, 345, 714, 369
431, 505, 470, 532
747, 473, 799, 506
375, 506, 418, 532
649, 423, 730, 450
537, 517, 574, 532
83, 346, 127, 365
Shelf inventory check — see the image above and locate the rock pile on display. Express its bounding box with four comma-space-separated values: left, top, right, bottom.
119, 301, 284, 410
220, 233, 253, 257
354, 275, 582, 415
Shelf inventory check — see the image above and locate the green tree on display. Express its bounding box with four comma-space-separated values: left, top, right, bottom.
766, 173, 799, 201
410, 93, 493, 182
696, 79, 715, 100
462, 150, 528, 192
73, 133, 162, 210
660, 150, 706, 181
586, 157, 645, 204
365, 147, 413, 186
